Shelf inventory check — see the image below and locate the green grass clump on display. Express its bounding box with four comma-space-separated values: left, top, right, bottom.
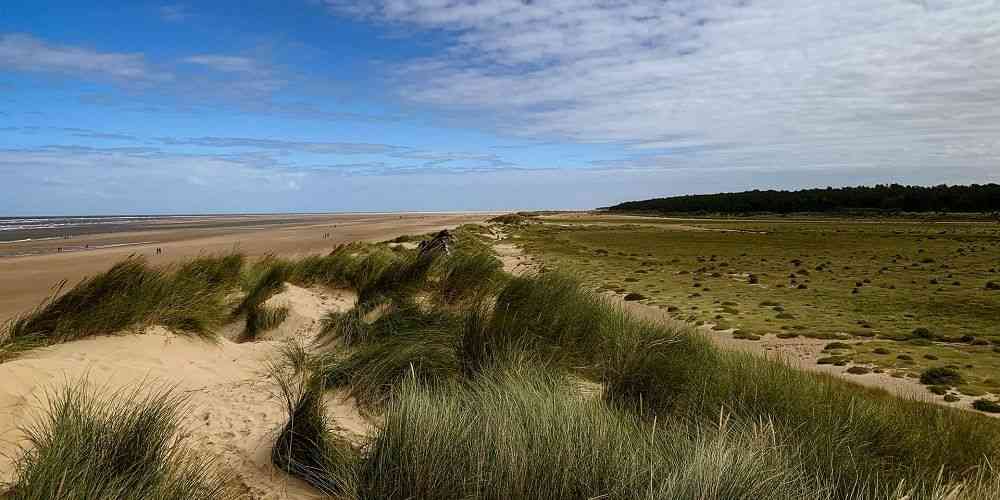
356, 368, 828, 500
487, 213, 528, 225
604, 339, 1000, 495
2, 254, 242, 360
353, 249, 439, 304
271, 364, 357, 496
486, 274, 614, 368
286, 247, 357, 286
10, 382, 235, 500
320, 328, 461, 409
435, 251, 504, 303
235, 258, 289, 342
318, 307, 371, 347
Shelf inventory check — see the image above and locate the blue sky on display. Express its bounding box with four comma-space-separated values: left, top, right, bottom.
1, 1, 998, 215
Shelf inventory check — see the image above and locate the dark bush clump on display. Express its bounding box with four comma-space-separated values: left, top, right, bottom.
973, 399, 1000, 413
920, 367, 963, 386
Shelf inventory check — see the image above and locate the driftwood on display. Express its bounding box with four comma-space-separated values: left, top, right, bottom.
418, 230, 453, 257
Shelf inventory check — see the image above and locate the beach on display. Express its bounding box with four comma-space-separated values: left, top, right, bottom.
0, 212, 493, 323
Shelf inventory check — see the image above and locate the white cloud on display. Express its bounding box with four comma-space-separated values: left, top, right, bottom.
183, 55, 258, 73
330, 0, 1000, 179
159, 4, 189, 22
0, 33, 169, 82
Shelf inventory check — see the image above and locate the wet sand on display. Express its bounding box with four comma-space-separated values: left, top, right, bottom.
0, 212, 493, 322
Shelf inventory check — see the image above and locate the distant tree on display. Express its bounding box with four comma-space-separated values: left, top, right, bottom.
606, 184, 1000, 214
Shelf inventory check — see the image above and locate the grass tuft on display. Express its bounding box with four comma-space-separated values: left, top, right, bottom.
10, 381, 235, 500
271, 362, 357, 496
2, 254, 242, 360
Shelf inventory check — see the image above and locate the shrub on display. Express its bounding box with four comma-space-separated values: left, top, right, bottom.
487, 213, 528, 225
824, 342, 851, 350
623, 292, 646, 301
911, 327, 936, 340
846, 366, 871, 375
973, 399, 1000, 413
11, 382, 235, 500
920, 367, 963, 386
873, 348, 891, 355
817, 356, 849, 365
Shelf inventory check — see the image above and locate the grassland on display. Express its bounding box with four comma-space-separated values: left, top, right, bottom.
509, 215, 1000, 399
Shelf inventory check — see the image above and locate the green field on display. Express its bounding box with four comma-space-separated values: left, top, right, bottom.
511, 215, 1000, 395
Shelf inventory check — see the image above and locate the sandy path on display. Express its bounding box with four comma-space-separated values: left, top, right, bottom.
0, 213, 491, 323
0, 284, 363, 499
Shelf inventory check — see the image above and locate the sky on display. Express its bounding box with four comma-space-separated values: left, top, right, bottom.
1, 1, 998, 215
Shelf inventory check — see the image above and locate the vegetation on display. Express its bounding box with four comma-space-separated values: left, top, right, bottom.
7, 223, 1000, 498
10, 382, 235, 500
511, 216, 1000, 395
272, 244, 1000, 498
235, 257, 289, 342
357, 367, 832, 500
271, 360, 357, 496
1, 254, 243, 361
920, 367, 964, 386
608, 183, 1000, 214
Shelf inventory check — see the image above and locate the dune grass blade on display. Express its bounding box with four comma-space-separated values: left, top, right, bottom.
435, 251, 504, 303
482, 273, 615, 368
235, 258, 289, 342
320, 328, 461, 409
317, 307, 371, 347
10, 382, 235, 500
602, 322, 1000, 495
271, 363, 357, 496
358, 367, 833, 500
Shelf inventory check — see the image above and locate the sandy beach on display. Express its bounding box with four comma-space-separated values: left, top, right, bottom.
0, 212, 493, 323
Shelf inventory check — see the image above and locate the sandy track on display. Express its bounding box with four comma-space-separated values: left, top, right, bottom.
0, 212, 491, 323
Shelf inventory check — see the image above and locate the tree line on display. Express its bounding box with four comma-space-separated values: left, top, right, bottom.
607, 184, 1000, 214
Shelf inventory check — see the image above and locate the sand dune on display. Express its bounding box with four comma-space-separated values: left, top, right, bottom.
0, 284, 363, 499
